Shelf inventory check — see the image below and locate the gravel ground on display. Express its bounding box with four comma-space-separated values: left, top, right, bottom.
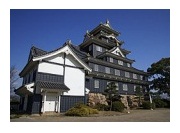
10, 108, 170, 122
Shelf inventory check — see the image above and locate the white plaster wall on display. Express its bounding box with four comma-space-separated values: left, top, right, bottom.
46, 53, 64, 64
64, 67, 85, 96
65, 54, 81, 67
38, 62, 63, 75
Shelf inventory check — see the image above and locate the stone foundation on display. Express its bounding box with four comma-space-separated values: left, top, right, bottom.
120, 95, 144, 109
88, 93, 143, 109
88, 93, 108, 106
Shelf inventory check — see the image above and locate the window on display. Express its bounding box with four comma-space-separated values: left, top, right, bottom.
115, 69, 120, 76
107, 82, 119, 90
96, 45, 102, 52
125, 72, 130, 78
118, 60, 123, 65
109, 57, 113, 63
115, 82, 119, 90
94, 64, 99, 71
94, 80, 99, 88
127, 63, 130, 67
102, 38, 108, 43
123, 84, 128, 91
140, 75, 143, 80
133, 73, 137, 79
105, 67, 110, 74
134, 85, 136, 92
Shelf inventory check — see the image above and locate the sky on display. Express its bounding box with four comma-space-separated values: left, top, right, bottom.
10, 9, 170, 87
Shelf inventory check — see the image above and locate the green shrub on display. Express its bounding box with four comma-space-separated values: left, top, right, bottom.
153, 98, 167, 108
112, 101, 125, 112
142, 101, 156, 109
88, 108, 99, 114
65, 107, 89, 116
94, 103, 110, 111
65, 103, 98, 116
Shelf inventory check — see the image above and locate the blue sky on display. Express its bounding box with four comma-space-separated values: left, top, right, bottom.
10, 9, 170, 87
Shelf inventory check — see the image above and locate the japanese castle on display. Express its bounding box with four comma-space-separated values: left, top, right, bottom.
15, 20, 149, 114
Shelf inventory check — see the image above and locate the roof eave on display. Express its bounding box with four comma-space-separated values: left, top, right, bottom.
89, 24, 120, 36
19, 60, 38, 77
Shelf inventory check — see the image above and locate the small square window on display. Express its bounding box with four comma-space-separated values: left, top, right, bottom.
115, 69, 120, 76
94, 80, 99, 88
140, 75, 143, 80
134, 85, 136, 92
96, 45, 102, 52
123, 84, 128, 91
127, 63, 130, 67
105, 67, 110, 74
109, 57, 113, 63
125, 72, 130, 78
133, 73, 137, 79
94, 64, 99, 71
118, 60, 123, 65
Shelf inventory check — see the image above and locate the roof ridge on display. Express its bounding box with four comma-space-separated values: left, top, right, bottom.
31, 45, 47, 53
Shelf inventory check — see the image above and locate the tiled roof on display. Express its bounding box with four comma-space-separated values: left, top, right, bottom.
31, 46, 47, 57
36, 81, 70, 91
31, 42, 88, 60
69, 44, 87, 58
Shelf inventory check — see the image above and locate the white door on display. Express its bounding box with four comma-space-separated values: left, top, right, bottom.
45, 93, 57, 112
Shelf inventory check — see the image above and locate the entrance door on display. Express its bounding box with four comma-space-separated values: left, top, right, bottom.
45, 93, 57, 112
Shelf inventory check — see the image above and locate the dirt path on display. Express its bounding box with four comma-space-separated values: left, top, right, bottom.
10, 108, 170, 122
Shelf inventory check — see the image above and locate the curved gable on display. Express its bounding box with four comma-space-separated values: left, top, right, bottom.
33, 44, 92, 72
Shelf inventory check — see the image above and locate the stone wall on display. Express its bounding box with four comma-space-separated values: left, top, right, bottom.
120, 95, 144, 109
88, 93, 108, 106
88, 93, 143, 109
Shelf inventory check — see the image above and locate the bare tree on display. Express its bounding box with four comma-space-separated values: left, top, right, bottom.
10, 65, 19, 94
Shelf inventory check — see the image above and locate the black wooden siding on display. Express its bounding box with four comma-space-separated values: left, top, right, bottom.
36, 72, 64, 83
31, 94, 42, 114
19, 97, 25, 111
89, 62, 145, 81
26, 95, 33, 113
60, 95, 86, 112
92, 44, 106, 57
85, 77, 141, 95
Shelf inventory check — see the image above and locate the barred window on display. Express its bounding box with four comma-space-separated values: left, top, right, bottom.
94, 80, 99, 88
140, 75, 143, 80
109, 57, 113, 63
94, 64, 99, 71
96, 45, 102, 52
134, 85, 136, 92
123, 84, 128, 91
115, 69, 120, 76
115, 82, 119, 90
133, 73, 137, 79
105, 67, 110, 74
125, 72, 130, 78
118, 60, 123, 65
